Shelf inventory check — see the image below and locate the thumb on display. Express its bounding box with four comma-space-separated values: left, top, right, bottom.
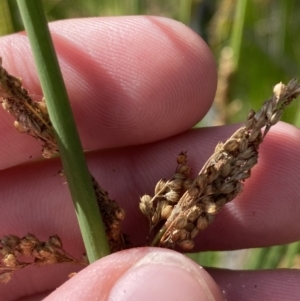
44, 247, 223, 301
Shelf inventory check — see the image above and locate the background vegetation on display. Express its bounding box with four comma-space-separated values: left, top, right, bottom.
1, 0, 300, 270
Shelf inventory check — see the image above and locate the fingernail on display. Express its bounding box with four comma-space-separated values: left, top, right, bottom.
109, 249, 218, 301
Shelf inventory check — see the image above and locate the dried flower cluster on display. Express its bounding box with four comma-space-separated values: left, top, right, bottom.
0, 58, 129, 277
141, 79, 300, 250
0, 57, 300, 283
139, 152, 192, 233
0, 58, 57, 158
0, 234, 86, 283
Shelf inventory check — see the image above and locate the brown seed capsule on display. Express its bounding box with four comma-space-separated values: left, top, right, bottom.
165, 191, 180, 202
139, 194, 152, 216
220, 163, 232, 178
42, 148, 54, 158
239, 147, 254, 160
170, 229, 180, 242
234, 158, 246, 167
270, 109, 283, 125
151, 212, 160, 224
174, 216, 188, 229
273, 82, 286, 98
2, 254, 17, 268
14, 120, 27, 133
0, 246, 12, 256
249, 129, 262, 142
206, 165, 219, 182
161, 204, 173, 220
245, 117, 255, 130
19, 238, 34, 256
178, 239, 194, 250
223, 139, 239, 153
233, 171, 250, 181
244, 156, 258, 169
205, 202, 218, 215
36, 100, 48, 114
168, 178, 183, 190
219, 182, 236, 194
204, 185, 216, 196
178, 165, 190, 177
48, 235, 62, 249
183, 179, 194, 191
177, 151, 187, 164
188, 187, 199, 198
154, 179, 167, 194
197, 216, 209, 230
186, 206, 201, 222
179, 229, 190, 240
115, 208, 126, 220
1, 235, 20, 248
173, 172, 186, 179
37, 246, 53, 259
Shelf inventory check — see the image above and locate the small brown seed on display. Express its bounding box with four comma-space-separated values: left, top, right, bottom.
154, 179, 167, 194
220, 163, 232, 178
197, 216, 209, 230
174, 216, 188, 229
205, 202, 218, 214
161, 204, 173, 220
233, 171, 250, 181
177, 151, 187, 164
48, 235, 62, 249
186, 206, 201, 222
188, 187, 199, 198
179, 229, 190, 240
178, 239, 194, 250
173, 172, 186, 179
2, 254, 17, 268
204, 185, 216, 195
171, 229, 180, 242
115, 208, 126, 220
183, 179, 194, 191
206, 165, 219, 182
273, 82, 286, 98
270, 109, 283, 125
178, 165, 190, 177
168, 179, 183, 190
223, 139, 239, 152
151, 212, 160, 224
165, 191, 180, 202
219, 182, 236, 194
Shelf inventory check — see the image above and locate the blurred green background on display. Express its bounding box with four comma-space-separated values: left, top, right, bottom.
1, 0, 300, 271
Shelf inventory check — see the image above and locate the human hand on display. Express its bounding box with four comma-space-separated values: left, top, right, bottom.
0, 16, 300, 301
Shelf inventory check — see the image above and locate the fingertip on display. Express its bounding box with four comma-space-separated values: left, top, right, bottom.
0, 16, 217, 169
45, 248, 223, 301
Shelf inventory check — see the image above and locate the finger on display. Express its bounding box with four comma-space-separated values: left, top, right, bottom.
44, 248, 223, 301
0, 122, 299, 252
0, 16, 217, 169
208, 268, 300, 301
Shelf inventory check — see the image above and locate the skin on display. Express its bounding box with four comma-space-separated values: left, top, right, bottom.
0, 16, 300, 301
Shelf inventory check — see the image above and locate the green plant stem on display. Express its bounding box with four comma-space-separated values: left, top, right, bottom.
16, 0, 110, 262
230, 0, 247, 70
0, 0, 14, 36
